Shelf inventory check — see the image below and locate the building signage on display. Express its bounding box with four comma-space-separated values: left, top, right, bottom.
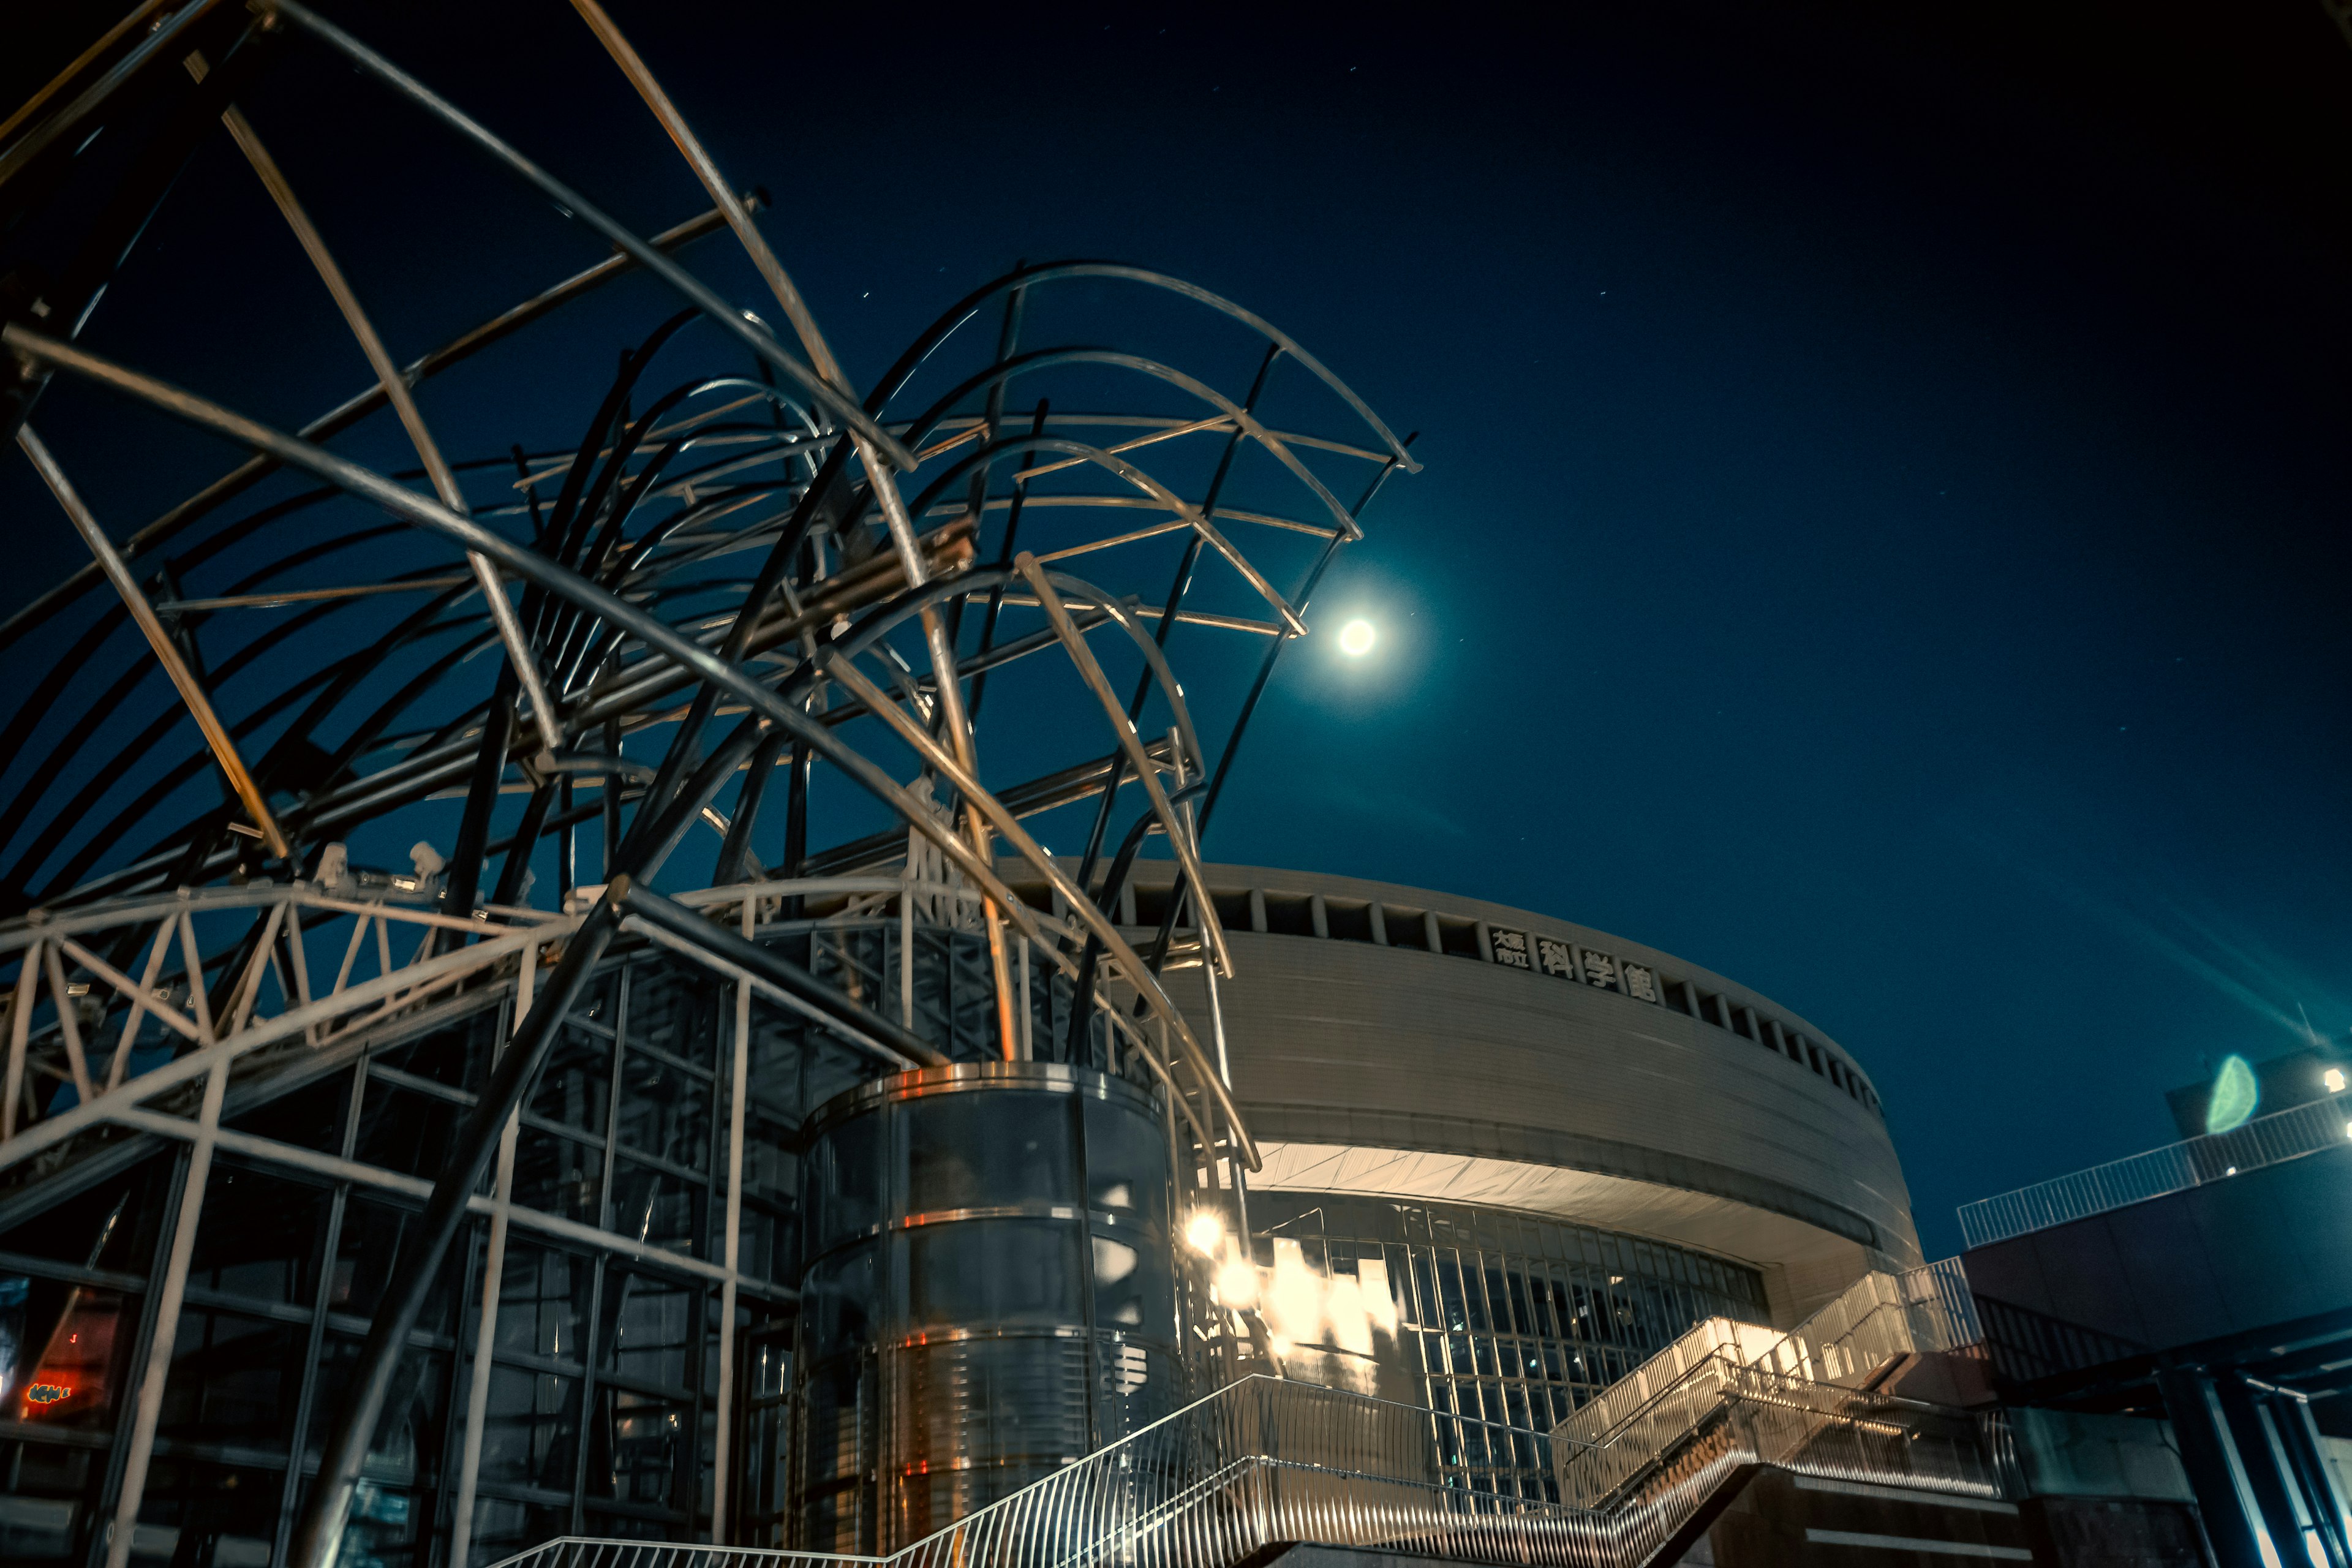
1490, 926, 1659, 1004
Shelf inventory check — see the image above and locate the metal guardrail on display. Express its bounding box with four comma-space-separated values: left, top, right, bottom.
1956, 1095, 2351, 1249
489, 1344, 2003, 1568
1553, 1264, 1986, 1512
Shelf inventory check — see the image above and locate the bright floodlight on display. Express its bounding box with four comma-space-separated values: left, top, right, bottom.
1185, 1211, 1224, 1256
2327, 1068, 2346, 1093
1338, 619, 1376, 656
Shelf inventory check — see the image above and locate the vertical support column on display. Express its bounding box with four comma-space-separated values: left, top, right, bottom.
899, 866, 916, 1031
2160, 1366, 2285, 1568
449, 948, 534, 1568
1017, 935, 1033, 1061
2286, 1394, 2352, 1568
4, 943, 37, 1137
1200, 959, 1250, 1255
105, 1054, 230, 1568
711, 899, 753, 1542
2223, 1377, 2327, 1568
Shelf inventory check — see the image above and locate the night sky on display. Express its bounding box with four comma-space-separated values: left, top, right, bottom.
6, 1, 2350, 1259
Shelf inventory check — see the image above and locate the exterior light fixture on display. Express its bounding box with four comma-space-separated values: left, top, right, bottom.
2326, 1068, 2346, 1093
1338, 619, 1375, 656
1185, 1211, 1224, 1256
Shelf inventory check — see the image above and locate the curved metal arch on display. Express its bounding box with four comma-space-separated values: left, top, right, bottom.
2, 589, 375, 896
2, 329, 1115, 971
868, 259, 1420, 473
533, 377, 802, 665
891, 345, 1366, 541
21, 598, 500, 906
260, 0, 913, 471
894, 434, 1308, 636
0, 198, 746, 663
0, 18, 1430, 1555
826, 562, 1211, 801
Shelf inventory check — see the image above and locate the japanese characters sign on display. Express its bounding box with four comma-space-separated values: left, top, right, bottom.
1487, 925, 1659, 1004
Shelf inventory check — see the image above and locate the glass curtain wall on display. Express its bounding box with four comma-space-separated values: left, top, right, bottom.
1253, 1193, 1770, 1499
0, 913, 1137, 1568
0, 954, 804, 1568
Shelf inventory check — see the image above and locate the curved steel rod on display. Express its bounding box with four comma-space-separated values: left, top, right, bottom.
894, 434, 1308, 635
15, 427, 290, 858
869, 259, 1419, 472
1012, 554, 1227, 976
210, 89, 566, 755
0, 0, 224, 192
894, 345, 1363, 541
814, 648, 1256, 1170
260, 0, 914, 470
0, 198, 742, 657
0, 327, 1126, 1011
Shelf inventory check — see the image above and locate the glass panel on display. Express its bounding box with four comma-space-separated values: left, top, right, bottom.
615, 1049, 711, 1174
1082, 1095, 1167, 1234
3, 1279, 132, 1430
333, 1197, 462, 1332
511, 1128, 605, 1226
131, 1460, 283, 1568
801, 1240, 878, 1367
190, 1166, 325, 1305
810, 1108, 881, 1257
626, 963, 722, 1074
607, 1161, 702, 1256
898, 1091, 1074, 1213
495, 1242, 592, 1365
480, 1365, 581, 1490
227, 1068, 350, 1153
346, 1478, 430, 1568
603, 1272, 698, 1394
0, 1169, 153, 1273
902, 1219, 1082, 1332
589, 1386, 690, 1507
355, 1080, 466, 1178
1090, 1232, 1170, 1332
464, 1498, 571, 1568
529, 1025, 613, 1133
0, 1438, 102, 1566
307, 1336, 448, 1476
160, 1308, 300, 1448
380, 1016, 493, 1093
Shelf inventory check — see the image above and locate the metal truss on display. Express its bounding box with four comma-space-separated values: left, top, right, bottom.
0, 4, 1415, 1564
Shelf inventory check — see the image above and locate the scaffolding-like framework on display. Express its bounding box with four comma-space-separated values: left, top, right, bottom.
0, 6, 1414, 1567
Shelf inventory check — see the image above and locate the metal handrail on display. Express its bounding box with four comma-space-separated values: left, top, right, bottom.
1551, 1262, 1985, 1512
1956, 1095, 2351, 1248
487, 1360, 2001, 1568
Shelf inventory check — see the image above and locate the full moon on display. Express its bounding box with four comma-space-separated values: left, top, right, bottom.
1338, 619, 1376, 656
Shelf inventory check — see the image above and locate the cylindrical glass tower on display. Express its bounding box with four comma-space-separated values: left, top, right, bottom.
790, 1063, 1180, 1552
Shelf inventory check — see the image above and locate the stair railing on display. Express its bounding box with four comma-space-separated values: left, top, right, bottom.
1553, 1262, 1989, 1512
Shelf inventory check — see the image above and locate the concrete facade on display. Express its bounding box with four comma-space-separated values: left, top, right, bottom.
1085, 861, 1920, 1324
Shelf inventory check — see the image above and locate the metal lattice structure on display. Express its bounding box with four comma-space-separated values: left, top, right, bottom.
0, 6, 1414, 1567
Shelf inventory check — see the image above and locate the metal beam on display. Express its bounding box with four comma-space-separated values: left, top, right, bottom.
15, 426, 290, 858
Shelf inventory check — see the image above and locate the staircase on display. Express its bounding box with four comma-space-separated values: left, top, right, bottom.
486, 1269, 2009, 1568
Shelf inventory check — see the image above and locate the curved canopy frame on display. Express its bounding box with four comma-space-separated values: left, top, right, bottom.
0, 7, 1419, 1564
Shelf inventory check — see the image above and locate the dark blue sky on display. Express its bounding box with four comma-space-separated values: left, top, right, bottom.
7, 1, 2349, 1257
